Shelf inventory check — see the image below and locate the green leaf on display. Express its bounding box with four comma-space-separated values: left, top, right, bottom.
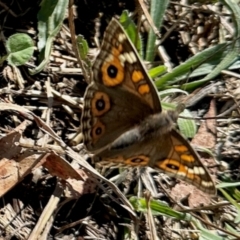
155, 43, 228, 89
130, 196, 193, 220
181, 46, 238, 91
219, 188, 240, 225
130, 197, 224, 239
30, 0, 69, 75
119, 10, 142, 56
194, 220, 225, 240
146, 0, 170, 61
217, 181, 240, 189
225, 223, 240, 237
77, 35, 89, 60
178, 109, 197, 138
149, 65, 167, 78
222, 0, 240, 38
158, 88, 188, 99
38, 0, 59, 21
160, 99, 197, 138
6, 33, 34, 66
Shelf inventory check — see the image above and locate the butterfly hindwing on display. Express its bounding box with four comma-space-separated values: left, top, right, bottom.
95, 127, 215, 195
154, 129, 216, 195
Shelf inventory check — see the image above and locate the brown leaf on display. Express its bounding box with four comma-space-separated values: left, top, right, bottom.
65, 171, 96, 198
192, 99, 216, 149
171, 181, 212, 208
42, 153, 85, 180
42, 153, 96, 198
0, 122, 41, 197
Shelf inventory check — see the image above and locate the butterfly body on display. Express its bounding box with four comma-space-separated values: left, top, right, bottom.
93, 111, 177, 166
81, 18, 216, 195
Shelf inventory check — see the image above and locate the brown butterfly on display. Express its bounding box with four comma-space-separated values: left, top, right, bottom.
81, 18, 216, 195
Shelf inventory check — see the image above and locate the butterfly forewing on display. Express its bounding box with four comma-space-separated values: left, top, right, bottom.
92, 19, 161, 112
82, 19, 162, 152
82, 83, 155, 152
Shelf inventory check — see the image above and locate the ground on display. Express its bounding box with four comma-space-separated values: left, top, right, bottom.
0, 0, 240, 239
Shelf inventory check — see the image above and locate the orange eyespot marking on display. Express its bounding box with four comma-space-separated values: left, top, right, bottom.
155, 159, 202, 182
174, 145, 188, 153
91, 120, 105, 143
180, 154, 194, 162
138, 84, 150, 95
156, 159, 180, 173
125, 155, 149, 166
91, 91, 110, 117
101, 53, 124, 87
132, 70, 144, 83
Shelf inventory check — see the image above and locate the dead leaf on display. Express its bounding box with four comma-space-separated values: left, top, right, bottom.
0, 122, 41, 197
65, 172, 96, 198
171, 181, 212, 208
42, 153, 84, 180
42, 153, 96, 197
192, 99, 216, 149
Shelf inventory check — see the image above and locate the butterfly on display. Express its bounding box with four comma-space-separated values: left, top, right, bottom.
81, 18, 216, 195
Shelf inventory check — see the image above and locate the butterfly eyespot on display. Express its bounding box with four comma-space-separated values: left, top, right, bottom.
101, 52, 124, 87
131, 158, 142, 163
96, 99, 105, 111
166, 163, 179, 171
92, 120, 105, 142
107, 65, 118, 78
156, 159, 200, 180
95, 127, 102, 135
91, 91, 110, 116
125, 155, 149, 166
155, 159, 181, 173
